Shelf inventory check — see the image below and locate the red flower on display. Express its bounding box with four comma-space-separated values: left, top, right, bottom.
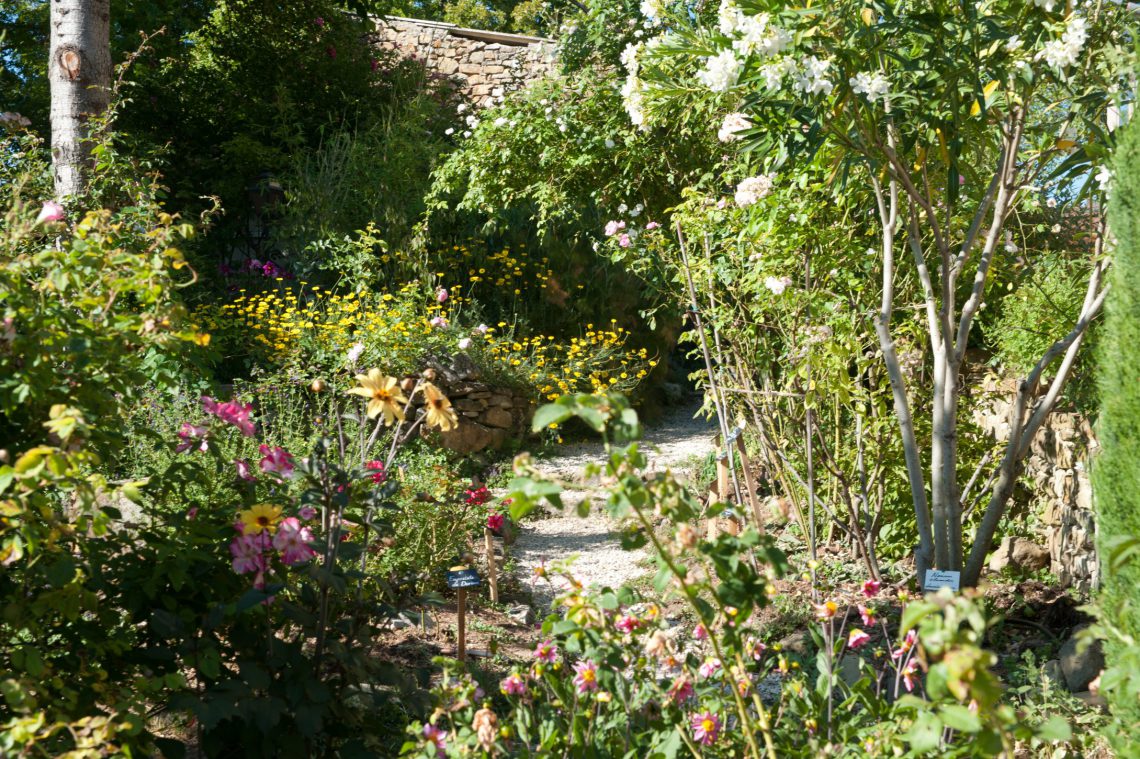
487, 512, 505, 532
365, 460, 387, 483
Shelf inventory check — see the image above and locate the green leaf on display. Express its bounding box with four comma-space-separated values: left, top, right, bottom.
1034, 716, 1071, 742
939, 704, 981, 733
905, 710, 943, 753
532, 404, 572, 432
900, 600, 939, 634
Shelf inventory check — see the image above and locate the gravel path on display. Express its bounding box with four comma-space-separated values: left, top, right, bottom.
512, 401, 716, 611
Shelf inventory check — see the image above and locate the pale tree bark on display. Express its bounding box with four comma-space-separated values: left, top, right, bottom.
869, 104, 1107, 584
50, 0, 111, 200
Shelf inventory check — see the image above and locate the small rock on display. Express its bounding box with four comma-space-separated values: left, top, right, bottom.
507, 605, 534, 625
778, 630, 810, 656
1042, 659, 1064, 688
1059, 625, 1104, 692
988, 536, 1050, 574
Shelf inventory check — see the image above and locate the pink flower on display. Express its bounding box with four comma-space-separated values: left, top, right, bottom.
273, 517, 317, 566
436, 287, 449, 303
902, 659, 921, 692
698, 659, 721, 679
862, 579, 882, 598
645, 221, 661, 230
201, 396, 255, 436
370, 57, 379, 72
618, 233, 631, 248
615, 615, 640, 634
500, 673, 527, 696
465, 485, 491, 505
230, 534, 266, 575
667, 676, 693, 704
848, 628, 871, 650
365, 460, 387, 483
694, 624, 708, 641
298, 505, 317, 521
259, 445, 295, 479
604, 220, 626, 236
175, 422, 208, 454
235, 459, 256, 481
422, 724, 447, 757
691, 711, 721, 746
186, 506, 199, 520
892, 629, 918, 660
858, 604, 876, 626
533, 639, 557, 662
36, 200, 66, 224
748, 638, 767, 660
313, 16, 325, 27
326, 45, 337, 58
487, 512, 505, 532
572, 660, 599, 693
430, 316, 449, 328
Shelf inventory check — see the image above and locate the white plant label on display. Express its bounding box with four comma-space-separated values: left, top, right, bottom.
923, 570, 961, 592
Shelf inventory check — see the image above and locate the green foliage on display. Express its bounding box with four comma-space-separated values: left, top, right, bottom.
984, 249, 1099, 411
1093, 116, 1140, 750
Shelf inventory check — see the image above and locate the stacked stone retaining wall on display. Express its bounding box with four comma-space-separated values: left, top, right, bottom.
372, 16, 557, 108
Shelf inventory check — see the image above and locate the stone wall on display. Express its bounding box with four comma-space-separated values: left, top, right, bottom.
420, 353, 535, 454
972, 374, 1098, 592
372, 16, 558, 108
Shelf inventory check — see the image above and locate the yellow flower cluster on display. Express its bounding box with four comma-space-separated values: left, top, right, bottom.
195, 282, 429, 370
478, 321, 655, 399
196, 239, 654, 401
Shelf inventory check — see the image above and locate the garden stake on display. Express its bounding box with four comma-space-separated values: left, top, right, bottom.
457, 588, 467, 662
676, 227, 745, 522
484, 527, 499, 604
733, 436, 765, 533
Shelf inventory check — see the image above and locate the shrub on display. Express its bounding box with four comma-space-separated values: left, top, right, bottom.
1093, 118, 1140, 749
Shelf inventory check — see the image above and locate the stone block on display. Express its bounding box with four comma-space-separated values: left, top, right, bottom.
483, 406, 514, 429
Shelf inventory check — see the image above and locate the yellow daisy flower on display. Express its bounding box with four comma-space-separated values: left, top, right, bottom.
240, 503, 282, 535
421, 382, 459, 432
347, 368, 407, 426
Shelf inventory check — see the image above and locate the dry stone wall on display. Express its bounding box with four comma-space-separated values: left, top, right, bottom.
972, 374, 1098, 592
372, 16, 558, 108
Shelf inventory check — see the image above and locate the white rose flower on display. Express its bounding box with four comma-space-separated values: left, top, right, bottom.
849, 71, 890, 105
1037, 15, 1087, 70
792, 56, 834, 96
764, 276, 791, 295
458, 338, 472, 350
718, 112, 752, 142
697, 49, 742, 92
734, 175, 774, 207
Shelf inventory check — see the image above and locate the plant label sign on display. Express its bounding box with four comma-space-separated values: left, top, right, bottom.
923, 570, 961, 592
447, 567, 482, 589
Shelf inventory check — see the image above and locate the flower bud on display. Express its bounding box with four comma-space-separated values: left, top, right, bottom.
422, 367, 437, 381
310, 378, 326, 393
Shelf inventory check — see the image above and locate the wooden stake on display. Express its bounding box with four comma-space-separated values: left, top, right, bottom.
484, 527, 499, 604
716, 453, 730, 501
457, 588, 467, 662
734, 436, 766, 534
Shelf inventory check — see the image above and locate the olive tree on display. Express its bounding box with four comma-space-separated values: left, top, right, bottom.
631, 0, 1130, 584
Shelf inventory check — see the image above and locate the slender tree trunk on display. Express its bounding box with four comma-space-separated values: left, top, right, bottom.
50, 0, 111, 200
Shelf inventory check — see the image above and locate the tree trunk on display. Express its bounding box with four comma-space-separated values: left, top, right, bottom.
50, 0, 111, 200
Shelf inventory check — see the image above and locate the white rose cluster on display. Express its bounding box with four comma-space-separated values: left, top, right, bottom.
849, 71, 890, 105
793, 56, 834, 96
1037, 14, 1088, 71
697, 49, 743, 92
734, 175, 774, 207
640, 0, 665, 24
717, 112, 752, 142
621, 42, 648, 128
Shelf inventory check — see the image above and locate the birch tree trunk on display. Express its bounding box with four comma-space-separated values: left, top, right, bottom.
49, 0, 111, 200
